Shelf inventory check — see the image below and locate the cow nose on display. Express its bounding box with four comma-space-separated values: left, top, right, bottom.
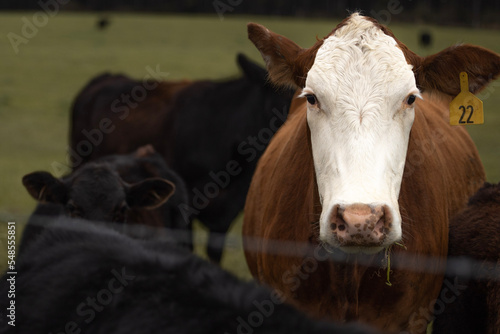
329, 203, 392, 247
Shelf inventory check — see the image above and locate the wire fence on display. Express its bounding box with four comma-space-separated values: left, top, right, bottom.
4, 215, 499, 283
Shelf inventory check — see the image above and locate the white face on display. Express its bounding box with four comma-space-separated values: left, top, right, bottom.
303, 15, 419, 254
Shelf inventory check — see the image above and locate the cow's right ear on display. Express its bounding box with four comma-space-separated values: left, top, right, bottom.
247, 23, 323, 88
22, 171, 68, 204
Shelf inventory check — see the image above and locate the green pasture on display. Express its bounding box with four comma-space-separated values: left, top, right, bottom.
0, 12, 499, 281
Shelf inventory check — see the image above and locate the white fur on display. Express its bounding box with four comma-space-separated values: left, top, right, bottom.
303, 13, 419, 253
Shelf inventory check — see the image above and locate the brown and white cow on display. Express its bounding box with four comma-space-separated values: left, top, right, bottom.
243, 13, 500, 333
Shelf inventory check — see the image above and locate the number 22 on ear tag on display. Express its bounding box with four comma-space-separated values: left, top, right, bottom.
449, 72, 484, 126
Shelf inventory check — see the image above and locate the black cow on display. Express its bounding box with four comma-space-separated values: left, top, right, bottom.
0, 215, 378, 334
21, 145, 190, 252
70, 53, 295, 262
433, 182, 500, 333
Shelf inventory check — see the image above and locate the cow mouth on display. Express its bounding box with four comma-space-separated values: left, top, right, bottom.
321, 241, 386, 255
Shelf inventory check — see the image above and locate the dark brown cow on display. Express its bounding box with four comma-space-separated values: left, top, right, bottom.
433, 182, 500, 334
70, 74, 191, 166
243, 13, 500, 333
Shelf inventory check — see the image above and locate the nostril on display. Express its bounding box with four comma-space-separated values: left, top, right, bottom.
332, 206, 347, 232
376, 218, 386, 234
329, 204, 343, 231
374, 206, 394, 235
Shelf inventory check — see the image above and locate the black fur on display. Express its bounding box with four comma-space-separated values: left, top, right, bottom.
0, 217, 377, 334
433, 182, 500, 333
96, 147, 190, 244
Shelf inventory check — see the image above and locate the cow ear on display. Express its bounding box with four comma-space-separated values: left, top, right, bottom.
237, 53, 267, 85
247, 23, 321, 89
22, 171, 68, 204
414, 44, 500, 96
126, 178, 175, 209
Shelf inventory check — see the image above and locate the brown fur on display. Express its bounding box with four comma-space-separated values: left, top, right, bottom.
243, 13, 498, 333
247, 23, 321, 89
70, 76, 191, 165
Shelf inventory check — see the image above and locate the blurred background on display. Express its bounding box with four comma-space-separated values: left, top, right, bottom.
1, 0, 499, 278
2, 0, 500, 28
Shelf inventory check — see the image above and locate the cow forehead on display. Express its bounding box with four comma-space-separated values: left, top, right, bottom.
307, 15, 415, 100
69, 166, 126, 203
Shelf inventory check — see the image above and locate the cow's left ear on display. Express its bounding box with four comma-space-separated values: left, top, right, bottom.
413, 44, 500, 96
126, 178, 175, 209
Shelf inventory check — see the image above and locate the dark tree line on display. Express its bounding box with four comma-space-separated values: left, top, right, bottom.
1, 0, 499, 28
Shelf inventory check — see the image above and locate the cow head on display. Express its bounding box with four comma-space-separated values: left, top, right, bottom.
23, 163, 175, 223
248, 13, 500, 254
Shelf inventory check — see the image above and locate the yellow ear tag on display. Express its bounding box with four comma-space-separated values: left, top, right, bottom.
449, 72, 484, 126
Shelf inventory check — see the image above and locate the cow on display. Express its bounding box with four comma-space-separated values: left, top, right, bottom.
242, 13, 500, 333
433, 182, 500, 334
0, 215, 379, 334
70, 73, 191, 167
20, 145, 190, 253
70, 53, 295, 263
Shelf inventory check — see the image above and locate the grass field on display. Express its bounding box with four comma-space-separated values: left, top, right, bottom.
0, 12, 499, 280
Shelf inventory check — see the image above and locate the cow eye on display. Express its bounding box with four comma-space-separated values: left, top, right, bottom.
305, 94, 317, 106
406, 94, 417, 105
